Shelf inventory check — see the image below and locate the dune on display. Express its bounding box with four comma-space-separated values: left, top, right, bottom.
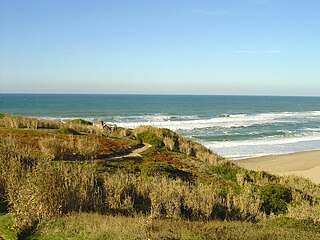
235, 150, 320, 184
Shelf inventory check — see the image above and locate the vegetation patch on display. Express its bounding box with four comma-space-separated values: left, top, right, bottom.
208, 164, 240, 182
33, 213, 320, 240
0, 128, 138, 160
0, 117, 320, 239
137, 131, 164, 148
260, 183, 292, 215
0, 214, 17, 240
267, 216, 320, 233
67, 119, 93, 125
96, 157, 143, 173
0, 197, 7, 214
58, 127, 80, 135
141, 162, 192, 181
1, 115, 62, 129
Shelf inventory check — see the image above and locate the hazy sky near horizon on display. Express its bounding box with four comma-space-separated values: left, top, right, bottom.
0, 0, 319, 95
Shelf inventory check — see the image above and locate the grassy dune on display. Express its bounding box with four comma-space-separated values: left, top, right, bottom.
0, 115, 319, 239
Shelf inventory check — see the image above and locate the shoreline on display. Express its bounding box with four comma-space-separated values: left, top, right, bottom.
235, 150, 320, 184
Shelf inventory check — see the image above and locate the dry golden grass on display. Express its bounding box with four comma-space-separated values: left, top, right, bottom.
2, 115, 62, 129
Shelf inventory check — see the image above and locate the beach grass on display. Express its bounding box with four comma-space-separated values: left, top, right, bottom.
0, 115, 320, 239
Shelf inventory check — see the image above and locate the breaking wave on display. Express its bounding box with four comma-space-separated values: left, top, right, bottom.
112, 111, 320, 131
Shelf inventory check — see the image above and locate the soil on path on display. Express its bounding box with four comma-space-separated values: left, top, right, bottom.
108, 143, 152, 159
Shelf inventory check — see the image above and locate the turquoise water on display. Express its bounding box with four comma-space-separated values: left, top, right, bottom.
1, 94, 320, 159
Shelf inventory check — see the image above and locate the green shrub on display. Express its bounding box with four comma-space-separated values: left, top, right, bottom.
260, 183, 292, 215
58, 127, 79, 135
208, 165, 239, 182
141, 162, 176, 178
137, 131, 164, 148
141, 162, 191, 181
68, 119, 93, 126
0, 113, 5, 119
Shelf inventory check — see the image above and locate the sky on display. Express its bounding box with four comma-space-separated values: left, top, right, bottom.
0, 0, 319, 95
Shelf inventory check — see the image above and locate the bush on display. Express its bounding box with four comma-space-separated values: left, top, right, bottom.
209, 165, 240, 182
260, 183, 292, 215
58, 127, 80, 135
67, 119, 93, 126
0, 196, 7, 213
137, 131, 164, 148
141, 162, 190, 181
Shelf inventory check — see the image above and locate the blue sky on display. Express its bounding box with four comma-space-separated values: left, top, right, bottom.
0, 0, 319, 95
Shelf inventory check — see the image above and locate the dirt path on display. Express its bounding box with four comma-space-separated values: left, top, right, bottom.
110, 143, 152, 159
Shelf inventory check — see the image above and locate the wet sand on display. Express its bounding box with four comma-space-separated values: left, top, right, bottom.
235, 150, 320, 184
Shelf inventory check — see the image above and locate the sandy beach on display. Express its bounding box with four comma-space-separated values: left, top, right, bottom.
236, 150, 320, 184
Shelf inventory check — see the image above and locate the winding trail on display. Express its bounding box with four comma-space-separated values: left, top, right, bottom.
109, 143, 152, 159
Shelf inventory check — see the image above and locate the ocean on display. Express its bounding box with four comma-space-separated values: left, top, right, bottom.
1, 94, 320, 159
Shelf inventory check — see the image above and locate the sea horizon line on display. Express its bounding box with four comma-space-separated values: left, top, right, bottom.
1, 92, 320, 98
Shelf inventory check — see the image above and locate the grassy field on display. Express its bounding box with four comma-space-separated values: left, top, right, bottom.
32, 213, 320, 240
0, 115, 319, 239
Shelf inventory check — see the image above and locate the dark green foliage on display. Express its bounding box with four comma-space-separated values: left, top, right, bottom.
58, 127, 80, 135
95, 157, 143, 173
0, 196, 8, 213
137, 131, 164, 148
260, 184, 292, 215
68, 119, 93, 125
141, 162, 192, 181
0, 113, 5, 119
208, 165, 240, 182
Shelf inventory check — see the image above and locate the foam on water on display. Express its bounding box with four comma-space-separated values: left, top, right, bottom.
112, 111, 320, 131
110, 110, 320, 159
205, 133, 320, 148
36, 110, 320, 160
114, 114, 200, 122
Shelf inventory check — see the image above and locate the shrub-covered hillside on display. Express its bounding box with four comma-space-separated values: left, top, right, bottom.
0, 115, 319, 239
